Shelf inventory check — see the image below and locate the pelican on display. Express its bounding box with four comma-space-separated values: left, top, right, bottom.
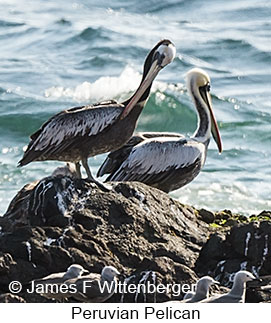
18, 40, 176, 187
97, 68, 222, 193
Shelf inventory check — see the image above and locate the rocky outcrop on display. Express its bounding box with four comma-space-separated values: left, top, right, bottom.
0, 293, 26, 303
0, 176, 270, 302
196, 220, 271, 302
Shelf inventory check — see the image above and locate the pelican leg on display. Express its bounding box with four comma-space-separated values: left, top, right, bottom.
75, 162, 82, 178
81, 158, 111, 192
81, 158, 95, 181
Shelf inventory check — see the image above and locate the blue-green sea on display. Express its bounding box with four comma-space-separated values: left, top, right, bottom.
0, 0, 270, 216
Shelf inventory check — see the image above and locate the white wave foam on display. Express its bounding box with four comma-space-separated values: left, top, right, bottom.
45, 66, 141, 102
174, 180, 271, 216
45, 67, 133, 101
44, 66, 169, 102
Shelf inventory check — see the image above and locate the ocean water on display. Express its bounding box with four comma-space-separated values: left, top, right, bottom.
0, 0, 270, 216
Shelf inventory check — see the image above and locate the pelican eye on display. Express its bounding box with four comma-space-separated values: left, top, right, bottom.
153, 50, 165, 65
206, 83, 211, 92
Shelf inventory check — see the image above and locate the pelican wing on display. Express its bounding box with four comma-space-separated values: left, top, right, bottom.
19, 102, 124, 165
139, 131, 184, 139
32, 104, 123, 151
108, 137, 205, 186
97, 132, 184, 177
97, 133, 146, 177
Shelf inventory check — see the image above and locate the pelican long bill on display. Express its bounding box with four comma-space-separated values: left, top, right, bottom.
120, 60, 161, 120
200, 86, 222, 153
120, 42, 176, 120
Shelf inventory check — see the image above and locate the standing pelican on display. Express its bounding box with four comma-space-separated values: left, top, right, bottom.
97, 68, 222, 193
18, 40, 176, 184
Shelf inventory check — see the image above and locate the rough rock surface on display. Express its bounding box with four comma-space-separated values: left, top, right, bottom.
0, 293, 26, 303
196, 221, 271, 302
0, 176, 270, 302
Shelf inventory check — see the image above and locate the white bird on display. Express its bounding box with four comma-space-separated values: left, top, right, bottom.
167, 276, 219, 303
200, 270, 258, 303
183, 291, 195, 300
51, 162, 77, 177
260, 285, 271, 290
183, 276, 219, 302
65, 265, 121, 302
98, 68, 222, 193
31, 264, 88, 301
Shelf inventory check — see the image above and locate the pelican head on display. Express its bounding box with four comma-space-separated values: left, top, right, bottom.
187, 68, 222, 153
152, 39, 176, 68
120, 39, 176, 119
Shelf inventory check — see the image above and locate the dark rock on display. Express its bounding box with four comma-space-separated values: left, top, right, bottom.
225, 219, 238, 226
0, 181, 38, 232
195, 232, 229, 275
257, 211, 271, 220
0, 253, 17, 290
0, 176, 94, 231
196, 221, 271, 302
0, 176, 270, 303
0, 179, 210, 302
215, 209, 232, 220
0, 293, 26, 303
199, 208, 215, 224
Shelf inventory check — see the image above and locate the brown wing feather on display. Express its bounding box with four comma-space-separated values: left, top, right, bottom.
18, 102, 124, 166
